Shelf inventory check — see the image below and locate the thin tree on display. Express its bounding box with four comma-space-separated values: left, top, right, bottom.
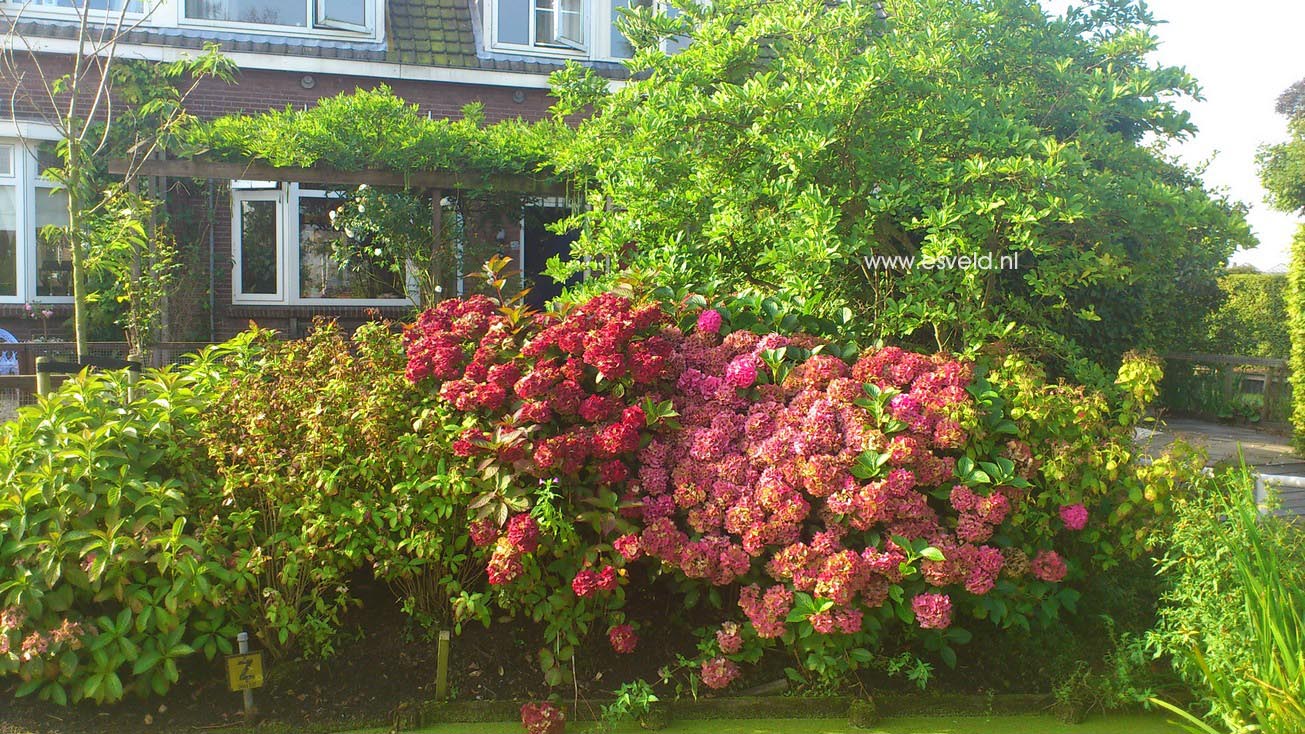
1, 0, 232, 358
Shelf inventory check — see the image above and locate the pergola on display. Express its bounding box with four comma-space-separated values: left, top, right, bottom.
108, 156, 570, 295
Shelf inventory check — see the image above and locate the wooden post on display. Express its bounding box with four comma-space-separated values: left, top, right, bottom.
430, 189, 444, 306
435, 629, 451, 701
35, 356, 52, 396
127, 352, 142, 402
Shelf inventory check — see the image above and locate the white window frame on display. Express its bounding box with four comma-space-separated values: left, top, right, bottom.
0, 0, 148, 25
176, 0, 380, 40
0, 139, 74, 306
231, 183, 416, 307
231, 188, 285, 303
486, 0, 658, 62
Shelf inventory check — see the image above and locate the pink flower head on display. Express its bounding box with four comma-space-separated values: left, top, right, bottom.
487, 542, 524, 585
701, 657, 741, 689
911, 592, 952, 630
1059, 504, 1089, 531
697, 309, 723, 334
1031, 550, 1068, 583
716, 621, 743, 654
608, 624, 638, 654
506, 514, 540, 553
613, 534, 642, 561
724, 355, 760, 389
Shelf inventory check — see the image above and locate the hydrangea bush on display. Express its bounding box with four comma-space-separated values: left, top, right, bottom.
403, 263, 1179, 690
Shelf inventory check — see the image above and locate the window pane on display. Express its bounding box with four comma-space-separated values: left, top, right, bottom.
240, 200, 279, 295
185, 0, 307, 27
298, 197, 405, 300
318, 0, 365, 27
497, 0, 531, 44
0, 187, 15, 297
35, 189, 71, 298
0, 145, 12, 178
532, 3, 553, 44
26, 0, 143, 11
557, 0, 583, 47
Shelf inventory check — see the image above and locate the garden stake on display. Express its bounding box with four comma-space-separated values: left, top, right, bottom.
238, 632, 255, 717
435, 630, 450, 700
34, 356, 50, 395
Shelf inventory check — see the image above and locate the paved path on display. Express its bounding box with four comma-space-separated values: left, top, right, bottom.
1139, 417, 1298, 468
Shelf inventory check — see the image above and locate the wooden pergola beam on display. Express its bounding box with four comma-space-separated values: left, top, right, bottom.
107, 158, 568, 196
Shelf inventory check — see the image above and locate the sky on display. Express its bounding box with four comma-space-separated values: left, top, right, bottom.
1041, 0, 1305, 271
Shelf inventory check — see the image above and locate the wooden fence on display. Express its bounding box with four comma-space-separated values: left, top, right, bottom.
1160, 353, 1291, 425
0, 342, 212, 418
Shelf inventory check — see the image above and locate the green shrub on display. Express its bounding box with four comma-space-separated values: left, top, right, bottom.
1148, 466, 1305, 732
1205, 271, 1290, 360
197, 321, 481, 659
0, 357, 237, 704
1289, 226, 1305, 451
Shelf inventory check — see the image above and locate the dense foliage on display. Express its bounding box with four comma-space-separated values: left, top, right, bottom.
182, 87, 558, 180
1203, 270, 1290, 360
1289, 228, 1305, 451
1148, 468, 1305, 733
547, 0, 1252, 376
402, 271, 1195, 689
1259, 78, 1305, 216
0, 358, 235, 705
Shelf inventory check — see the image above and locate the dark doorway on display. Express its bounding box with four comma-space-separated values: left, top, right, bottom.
523, 205, 580, 309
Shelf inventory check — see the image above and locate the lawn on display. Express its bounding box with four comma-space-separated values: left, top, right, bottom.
354, 713, 1180, 734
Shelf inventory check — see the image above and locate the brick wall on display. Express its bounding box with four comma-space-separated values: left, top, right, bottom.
3, 52, 552, 342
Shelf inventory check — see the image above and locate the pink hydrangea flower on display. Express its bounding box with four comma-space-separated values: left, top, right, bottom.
724, 355, 760, 389
1031, 550, 1068, 582
701, 657, 741, 689
1059, 504, 1089, 531
911, 593, 952, 630
697, 309, 723, 334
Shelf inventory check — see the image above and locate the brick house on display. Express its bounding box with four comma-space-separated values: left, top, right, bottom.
0, 0, 632, 343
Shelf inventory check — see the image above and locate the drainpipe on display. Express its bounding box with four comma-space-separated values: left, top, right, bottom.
208, 180, 216, 343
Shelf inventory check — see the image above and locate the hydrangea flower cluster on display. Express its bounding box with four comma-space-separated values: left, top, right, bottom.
408, 294, 1085, 689
521, 701, 566, 734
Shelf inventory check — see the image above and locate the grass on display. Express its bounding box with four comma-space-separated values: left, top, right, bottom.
344, 713, 1181, 734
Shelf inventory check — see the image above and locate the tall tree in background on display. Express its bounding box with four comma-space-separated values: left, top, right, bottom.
1, 1, 232, 358
549, 0, 1253, 379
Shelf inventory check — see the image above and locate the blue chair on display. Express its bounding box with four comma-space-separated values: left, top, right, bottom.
0, 329, 18, 376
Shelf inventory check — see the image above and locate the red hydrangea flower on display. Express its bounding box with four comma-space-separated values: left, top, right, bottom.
572, 569, 600, 597
487, 543, 524, 585
506, 514, 540, 553
521, 701, 565, 734
597, 565, 619, 591
608, 624, 638, 654
724, 355, 760, 388
469, 519, 499, 548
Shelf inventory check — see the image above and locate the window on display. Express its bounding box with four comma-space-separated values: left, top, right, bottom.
0, 139, 72, 305
0, 187, 15, 298
496, 0, 586, 52
183, 0, 372, 33
34, 188, 71, 297
14, 0, 143, 12
491, 0, 654, 59
231, 184, 412, 306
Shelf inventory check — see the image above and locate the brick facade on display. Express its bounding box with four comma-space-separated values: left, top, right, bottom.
1, 53, 553, 343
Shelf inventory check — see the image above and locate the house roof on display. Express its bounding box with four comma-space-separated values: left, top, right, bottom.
3, 0, 628, 79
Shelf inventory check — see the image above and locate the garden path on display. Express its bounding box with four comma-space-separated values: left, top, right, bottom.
1138, 417, 1296, 467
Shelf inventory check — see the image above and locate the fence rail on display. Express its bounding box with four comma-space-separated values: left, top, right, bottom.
0, 342, 213, 420
1160, 353, 1291, 425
